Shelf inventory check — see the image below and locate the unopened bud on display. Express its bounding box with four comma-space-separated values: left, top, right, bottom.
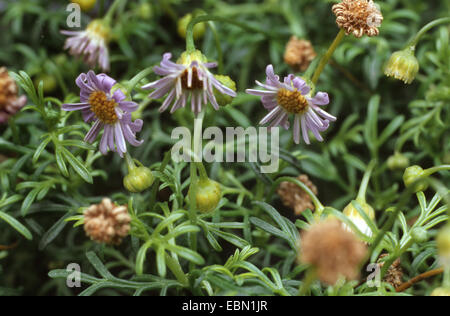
343, 200, 375, 238
384, 48, 419, 84
213, 75, 236, 106
387, 152, 409, 170
178, 12, 206, 40
403, 165, 428, 192
411, 227, 428, 243
124, 166, 154, 193
195, 178, 221, 213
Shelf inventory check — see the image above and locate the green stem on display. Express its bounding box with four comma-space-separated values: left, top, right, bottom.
423, 165, 450, 177
165, 254, 189, 287
186, 15, 274, 52
104, 0, 125, 24
124, 151, 136, 172
407, 17, 450, 48
311, 29, 345, 85
298, 268, 316, 296
356, 160, 376, 202
126, 66, 155, 93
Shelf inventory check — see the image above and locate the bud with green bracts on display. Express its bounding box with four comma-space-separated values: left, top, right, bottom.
123, 166, 154, 193
193, 178, 221, 213
403, 165, 428, 193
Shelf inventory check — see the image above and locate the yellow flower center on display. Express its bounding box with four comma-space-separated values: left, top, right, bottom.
180, 67, 204, 90
89, 91, 118, 124
277, 88, 309, 114
86, 20, 110, 42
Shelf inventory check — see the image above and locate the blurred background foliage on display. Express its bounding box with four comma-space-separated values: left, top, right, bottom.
0, 0, 449, 295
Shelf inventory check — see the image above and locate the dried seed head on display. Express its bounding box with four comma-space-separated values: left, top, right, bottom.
83, 198, 131, 245
332, 0, 383, 38
0, 67, 27, 123
277, 175, 318, 215
300, 219, 367, 285
377, 254, 403, 288
284, 37, 317, 72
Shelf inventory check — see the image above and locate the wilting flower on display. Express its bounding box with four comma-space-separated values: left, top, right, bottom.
332, 0, 383, 38
284, 36, 317, 72
384, 48, 419, 84
300, 219, 367, 285
142, 50, 237, 115
61, 19, 110, 71
0, 67, 27, 123
246, 65, 336, 144
62, 71, 143, 157
84, 198, 131, 245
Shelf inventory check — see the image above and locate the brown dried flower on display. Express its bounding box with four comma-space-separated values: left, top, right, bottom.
300, 219, 367, 285
0, 67, 27, 124
284, 37, 317, 72
277, 174, 318, 215
332, 0, 383, 38
83, 198, 131, 245
377, 254, 403, 288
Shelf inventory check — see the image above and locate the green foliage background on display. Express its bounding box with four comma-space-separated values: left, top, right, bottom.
0, 0, 449, 296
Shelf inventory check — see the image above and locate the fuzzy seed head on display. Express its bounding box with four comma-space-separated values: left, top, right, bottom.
277, 174, 318, 215
83, 198, 131, 245
284, 37, 317, 72
300, 219, 368, 285
332, 0, 383, 38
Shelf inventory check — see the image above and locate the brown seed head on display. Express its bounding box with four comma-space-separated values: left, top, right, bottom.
300, 219, 368, 285
0, 67, 27, 123
332, 0, 383, 38
284, 37, 317, 72
83, 198, 131, 245
277, 174, 318, 215
376, 254, 403, 288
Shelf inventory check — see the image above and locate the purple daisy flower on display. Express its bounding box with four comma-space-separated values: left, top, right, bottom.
246, 65, 336, 144
61, 20, 110, 72
141, 50, 237, 115
62, 71, 143, 157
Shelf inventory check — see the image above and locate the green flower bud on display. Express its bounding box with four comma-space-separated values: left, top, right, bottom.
431, 287, 450, 296
177, 12, 206, 40
437, 225, 450, 263
213, 75, 237, 106
34, 74, 57, 94
136, 3, 153, 20
123, 166, 154, 193
384, 47, 419, 84
342, 200, 375, 238
387, 152, 409, 170
403, 165, 428, 192
411, 227, 428, 243
194, 178, 221, 213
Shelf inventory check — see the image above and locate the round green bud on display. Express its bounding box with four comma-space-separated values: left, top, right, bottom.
436, 225, 450, 259
137, 3, 153, 20
384, 47, 419, 84
431, 287, 450, 296
195, 179, 221, 213
387, 152, 409, 170
177, 13, 206, 40
34, 74, 57, 94
123, 166, 154, 193
213, 75, 237, 107
403, 165, 428, 192
411, 227, 428, 243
